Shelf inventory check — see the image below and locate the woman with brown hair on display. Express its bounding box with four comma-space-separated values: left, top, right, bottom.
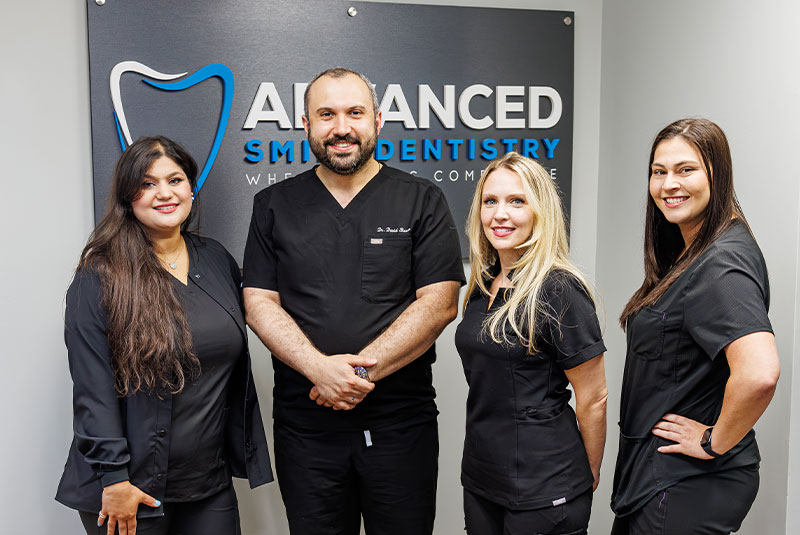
611, 118, 780, 534
55, 136, 273, 535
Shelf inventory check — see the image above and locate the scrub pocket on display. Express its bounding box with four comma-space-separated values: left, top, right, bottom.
629, 307, 667, 361
613, 429, 657, 506
514, 404, 578, 492
361, 235, 413, 303
621, 307, 682, 436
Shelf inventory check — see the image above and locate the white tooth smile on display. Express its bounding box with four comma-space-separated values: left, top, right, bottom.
665, 197, 688, 205
155, 205, 176, 211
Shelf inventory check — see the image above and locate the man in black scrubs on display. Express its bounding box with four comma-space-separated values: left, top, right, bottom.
242, 67, 464, 535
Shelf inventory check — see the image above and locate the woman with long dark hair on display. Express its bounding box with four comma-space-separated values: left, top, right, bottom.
456, 153, 607, 535
56, 136, 273, 535
611, 118, 780, 534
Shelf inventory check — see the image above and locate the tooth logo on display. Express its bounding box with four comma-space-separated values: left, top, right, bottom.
109, 61, 234, 194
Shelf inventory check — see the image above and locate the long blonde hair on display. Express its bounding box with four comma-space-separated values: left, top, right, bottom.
464, 152, 594, 352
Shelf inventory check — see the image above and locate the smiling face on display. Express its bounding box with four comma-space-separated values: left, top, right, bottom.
649, 137, 711, 245
131, 155, 193, 238
480, 167, 535, 265
303, 73, 381, 176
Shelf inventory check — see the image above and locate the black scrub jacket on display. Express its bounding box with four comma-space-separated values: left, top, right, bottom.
611, 220, 772, 517
56, 234, 273, 517
243, 165, 465, 431
455, 270, 606, 510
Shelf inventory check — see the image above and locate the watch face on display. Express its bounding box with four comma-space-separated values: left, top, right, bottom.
701, 427, 713, 445
354, 366, 370, 381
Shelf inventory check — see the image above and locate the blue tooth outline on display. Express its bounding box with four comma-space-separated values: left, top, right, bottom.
140, 64, 234, 196
113, 111, 127, 151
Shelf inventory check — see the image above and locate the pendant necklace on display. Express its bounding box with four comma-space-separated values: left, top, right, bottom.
161, 241, 184, 270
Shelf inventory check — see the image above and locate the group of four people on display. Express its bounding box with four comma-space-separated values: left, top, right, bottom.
55, 68, 780, 535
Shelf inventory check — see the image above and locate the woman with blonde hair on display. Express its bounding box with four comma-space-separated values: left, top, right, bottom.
455, 152, 607, 535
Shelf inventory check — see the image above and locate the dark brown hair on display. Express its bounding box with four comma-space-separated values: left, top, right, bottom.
78, 136, 200, 396
303, 67, 378, 117
619, 118, 750, 328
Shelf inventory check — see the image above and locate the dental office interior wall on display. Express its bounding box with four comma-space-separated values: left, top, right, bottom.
1, 0, 795, 533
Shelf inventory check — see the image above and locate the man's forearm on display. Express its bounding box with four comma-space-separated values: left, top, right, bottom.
244, 288, 375, 409
359, 280, 460, 381
243, 288, 323, 377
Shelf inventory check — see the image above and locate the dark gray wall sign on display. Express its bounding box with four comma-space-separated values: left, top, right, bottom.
87, 0, 574, 260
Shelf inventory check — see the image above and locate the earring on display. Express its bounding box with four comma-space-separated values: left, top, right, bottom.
191, 194, 195, 202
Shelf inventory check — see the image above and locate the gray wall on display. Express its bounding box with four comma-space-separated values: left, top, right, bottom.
596, 1, 800, 534
2, 0, 797, 534
0, 0, 94, 532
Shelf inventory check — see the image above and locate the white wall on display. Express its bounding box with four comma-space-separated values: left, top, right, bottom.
596, 1, 800, 534
790, 181, 800, 532
0, 0, 94, 532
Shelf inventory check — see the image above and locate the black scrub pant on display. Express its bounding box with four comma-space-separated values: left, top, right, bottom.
611, 465, 759, 535
274, 418, 438, 535
463, 488, 592, 535
78, 485, 240, 535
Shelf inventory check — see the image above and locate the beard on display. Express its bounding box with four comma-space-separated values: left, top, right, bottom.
309, 130, 378, 175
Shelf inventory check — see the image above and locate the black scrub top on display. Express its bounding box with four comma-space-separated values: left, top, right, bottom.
165, 265, 244, 501
455, 270, 605, 510
611, 220, 772, 517
243, 165, 465, 431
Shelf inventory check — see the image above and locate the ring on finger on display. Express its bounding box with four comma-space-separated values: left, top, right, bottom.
350, 397, 356, 402
98, 512, 106, 519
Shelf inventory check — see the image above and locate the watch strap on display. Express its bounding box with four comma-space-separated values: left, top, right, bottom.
701, 427, 721, 458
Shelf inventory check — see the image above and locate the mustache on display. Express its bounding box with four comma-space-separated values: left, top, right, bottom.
324, 134, 361, 146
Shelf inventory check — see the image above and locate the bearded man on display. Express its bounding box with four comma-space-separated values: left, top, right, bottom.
242, 67, 464, 535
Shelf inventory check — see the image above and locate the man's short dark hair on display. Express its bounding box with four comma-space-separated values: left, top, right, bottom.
303, 67, 379, 118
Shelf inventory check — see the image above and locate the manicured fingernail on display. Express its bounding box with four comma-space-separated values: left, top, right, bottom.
97, 521, 102, 527
155, 499, 162, 506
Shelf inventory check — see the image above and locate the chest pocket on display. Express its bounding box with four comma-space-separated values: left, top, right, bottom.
621, 307, 683, 437
361, 235, 413, 303
629, 307, 667, 361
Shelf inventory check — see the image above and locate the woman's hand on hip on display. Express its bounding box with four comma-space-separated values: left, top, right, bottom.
98, 480, 161, 535
651, 413, 713, 460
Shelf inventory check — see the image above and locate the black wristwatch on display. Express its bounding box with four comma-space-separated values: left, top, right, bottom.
700, 427, 721, 458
